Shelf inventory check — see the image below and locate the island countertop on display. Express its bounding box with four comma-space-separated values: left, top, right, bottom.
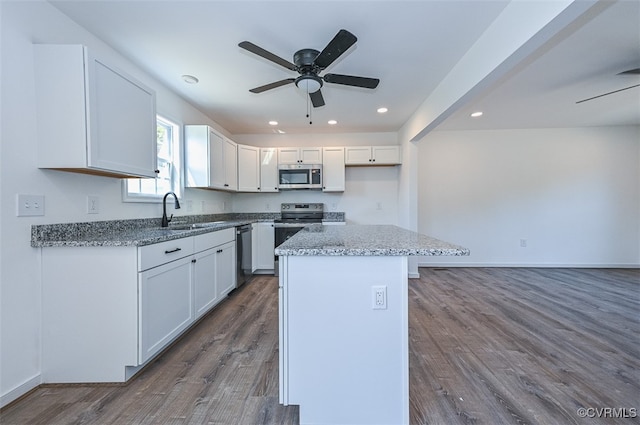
274, 224, 469, 256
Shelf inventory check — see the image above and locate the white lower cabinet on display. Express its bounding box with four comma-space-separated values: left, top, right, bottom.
252, 222, 275, 273
193, 248, 218, 319
41, 228, 235, 384
216, 241, 236, 295
139, 257, 194, 364
193, 240, 236, 319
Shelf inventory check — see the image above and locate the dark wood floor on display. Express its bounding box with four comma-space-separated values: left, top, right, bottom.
1, 268, 638, 425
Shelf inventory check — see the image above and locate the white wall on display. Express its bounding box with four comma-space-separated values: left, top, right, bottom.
0, 1, 231, 406
232, 133, 401, 224
416, 127, 640, 267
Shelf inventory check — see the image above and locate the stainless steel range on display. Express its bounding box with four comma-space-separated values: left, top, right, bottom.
274, 203, 324, 275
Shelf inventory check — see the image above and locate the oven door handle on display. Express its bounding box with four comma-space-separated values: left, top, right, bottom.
274, 222, 314, 228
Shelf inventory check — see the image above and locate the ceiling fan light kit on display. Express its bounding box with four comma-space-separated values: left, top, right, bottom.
239, 29, 380, 112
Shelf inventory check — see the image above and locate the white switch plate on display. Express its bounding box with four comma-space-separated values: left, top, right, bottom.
87, 195, 99, 214
16, 194, 45, 216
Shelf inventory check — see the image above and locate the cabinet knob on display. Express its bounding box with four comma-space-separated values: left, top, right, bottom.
224, 183, 229, 187
372, 159, 376, 162
192, 259, 196, 263
154, 169, 160, 173
369, 159, 372, 162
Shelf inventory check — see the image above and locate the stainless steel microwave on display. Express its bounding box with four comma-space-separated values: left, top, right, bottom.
278, 164, 322, 190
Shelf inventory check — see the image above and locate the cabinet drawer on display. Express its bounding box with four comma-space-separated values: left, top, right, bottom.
194, 228, 235, 253
138, 237, 194, 271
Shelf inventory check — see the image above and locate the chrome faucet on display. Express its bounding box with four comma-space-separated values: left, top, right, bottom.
161, 192, 181, 227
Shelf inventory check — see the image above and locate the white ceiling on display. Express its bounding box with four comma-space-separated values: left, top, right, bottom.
49, 0, 640, 136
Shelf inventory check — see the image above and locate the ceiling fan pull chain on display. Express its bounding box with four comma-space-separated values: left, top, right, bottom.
306, 86, 312, 125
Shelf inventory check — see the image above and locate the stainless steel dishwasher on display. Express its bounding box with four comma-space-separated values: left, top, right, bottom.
236, 224, 252, 288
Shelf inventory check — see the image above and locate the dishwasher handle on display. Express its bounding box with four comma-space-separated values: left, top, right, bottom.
236, 225, 252, 235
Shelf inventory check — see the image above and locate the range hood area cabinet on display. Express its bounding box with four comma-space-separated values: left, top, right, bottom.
345, 145, 401, 166
34, 44, 158, 178
278, 147, 323, 165
185, 125, 238, 191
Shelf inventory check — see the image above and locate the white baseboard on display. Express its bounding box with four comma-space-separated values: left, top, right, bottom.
1, 374, 41, 408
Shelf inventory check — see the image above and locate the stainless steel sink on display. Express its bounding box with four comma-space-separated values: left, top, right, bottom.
165, 221, 227, 230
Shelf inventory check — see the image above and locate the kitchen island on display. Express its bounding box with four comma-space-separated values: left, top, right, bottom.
275, 224, 469, 425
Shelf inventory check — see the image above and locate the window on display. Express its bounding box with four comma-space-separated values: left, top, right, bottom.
123, 115, 182, 202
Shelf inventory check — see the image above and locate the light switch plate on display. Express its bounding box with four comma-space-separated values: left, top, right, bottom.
16, 194, 45, 216
87, 195, 99, 214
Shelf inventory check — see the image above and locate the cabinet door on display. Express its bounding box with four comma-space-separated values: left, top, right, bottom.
372, 146, 401, 165
209, 129, 226, 188
138, 258, 193, 363
260, 148, 279, 192
34, 44, 157, 178
193, 248, 219, 319
224, 138, 238, 191
255, 222, 275, 271
87, 53, 157, 177
216, 241, 236, 298
185, 125, 211, 188
322, 147, 345, 192
278, 148, 300, 164
300, 147, 322, 164
237, 144, 260, 192
344, 146, 373, 165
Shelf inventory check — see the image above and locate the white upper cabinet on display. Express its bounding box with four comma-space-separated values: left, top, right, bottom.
322, 147, 345, 192
223, 138, 238, 191
34, 44, 157, 178
260, 148, 279, 192
344, 145, 401, 166
185, 125, 237, 192
278, 147, 322, 164
237, 144, 260, 192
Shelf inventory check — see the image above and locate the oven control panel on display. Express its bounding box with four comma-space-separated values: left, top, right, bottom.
280, 203, 324, 212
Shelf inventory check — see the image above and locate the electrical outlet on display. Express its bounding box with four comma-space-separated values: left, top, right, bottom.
376, 202, 382, 210
87, 195, 99, 214
372, 285, 387, 310
520, 239, 527, 248
16, 194, 45, 216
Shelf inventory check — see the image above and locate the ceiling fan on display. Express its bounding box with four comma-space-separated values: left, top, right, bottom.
576, 68, 640, 104
239, 29, 379, 108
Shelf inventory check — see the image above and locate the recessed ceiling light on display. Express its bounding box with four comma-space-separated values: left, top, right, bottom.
269, 121, 278, 126
377, 107, 388, 113
470, 111, 483, 118
328, 120, 337, 125
181, 74, 199, 84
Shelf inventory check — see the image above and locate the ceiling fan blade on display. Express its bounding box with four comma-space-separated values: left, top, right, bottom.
323, 73, 379, 89
618, 68, 640, 75
314, 29, 357, 69
575, 84, 640, 104
239, 41, 296, 71
249, 78, 295, 93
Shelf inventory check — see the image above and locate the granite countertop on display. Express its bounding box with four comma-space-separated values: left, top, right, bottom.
31, 212, 346, 248
31, 220, 251, 248
274, 224, 470, 256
